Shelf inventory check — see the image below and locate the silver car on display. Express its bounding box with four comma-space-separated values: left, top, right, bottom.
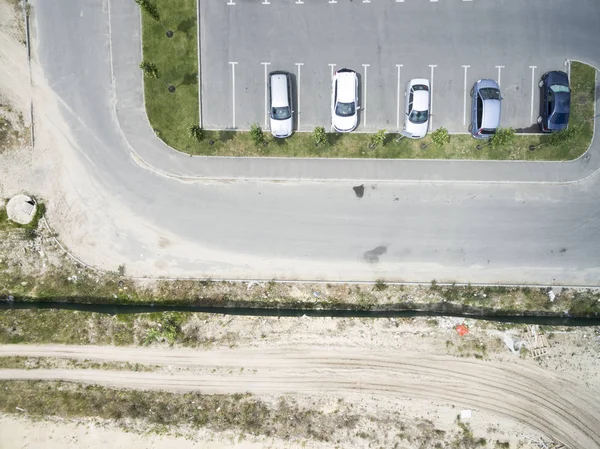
470, 79, 502, 139
268, 71, 293, 138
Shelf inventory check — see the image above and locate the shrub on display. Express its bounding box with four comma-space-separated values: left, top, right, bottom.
430, 127, 450, 147
489, 127, 515, 150
188, 124, 203, 141
249, 123, 265, 146
139, 60, 159, 79
370, 129, 386, 148
312, 126, 328, 147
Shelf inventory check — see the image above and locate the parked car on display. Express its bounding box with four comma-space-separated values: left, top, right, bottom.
268, 71, 293, 138
331, 68, 359, 132
538, 71, 570, 133
404, 79, 430, 139
470, 79, 502, 139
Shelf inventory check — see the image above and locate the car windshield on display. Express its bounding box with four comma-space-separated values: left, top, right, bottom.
336, 102, 356, 117
409, 109, 429, 124
480, 88, 501, 100
550, 84, 570, 94
271, 106, 291, 120
550, 112, 569, 125
413, 84, 429, 92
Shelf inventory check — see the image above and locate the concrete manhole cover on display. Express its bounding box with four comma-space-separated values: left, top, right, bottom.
6, 194, 37, 225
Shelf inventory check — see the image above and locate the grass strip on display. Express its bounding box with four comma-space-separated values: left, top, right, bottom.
0, 356, 156, 371
140, 1, 596, 160
0, 381, 355, 441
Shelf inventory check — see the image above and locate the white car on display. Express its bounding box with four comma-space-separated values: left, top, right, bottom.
331, 68, 359, 133
268, 71, 293, 138
404, 79, 430, 139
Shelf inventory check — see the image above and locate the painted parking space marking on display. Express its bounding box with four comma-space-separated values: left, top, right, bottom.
496, 65, 505, 87
262, 0, 270, 4
262, 62, 270, 128
529, 65, 537, 122
296, 63, 303, 129
362, 64, 370, 127
229, 62, 238, 128
295, 0, 304, 4
429, 64, 436, 130
462, 65, 469, 126
396, 64, 403, 130
227, 0, 235, 5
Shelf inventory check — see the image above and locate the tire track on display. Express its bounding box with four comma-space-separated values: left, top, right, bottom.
0, 344, 598, 448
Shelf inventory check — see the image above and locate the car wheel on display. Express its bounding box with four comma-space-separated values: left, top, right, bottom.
538, 79, 544, 88
469, 86, 474, 97
537, 116, 542, 124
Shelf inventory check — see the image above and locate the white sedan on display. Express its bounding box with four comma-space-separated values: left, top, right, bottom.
404, 79, 430, 139
331, 68, 359, 133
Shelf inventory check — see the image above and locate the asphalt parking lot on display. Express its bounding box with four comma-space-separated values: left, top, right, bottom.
200, 0, 568, 133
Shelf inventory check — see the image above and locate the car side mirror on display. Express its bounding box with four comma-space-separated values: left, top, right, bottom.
356, 106, 361, 110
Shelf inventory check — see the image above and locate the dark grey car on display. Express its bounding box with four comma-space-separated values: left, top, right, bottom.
470, 79, 502, 139
538, 71, 570, 133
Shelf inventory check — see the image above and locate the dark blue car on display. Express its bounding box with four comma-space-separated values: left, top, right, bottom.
538, 71, 571, 133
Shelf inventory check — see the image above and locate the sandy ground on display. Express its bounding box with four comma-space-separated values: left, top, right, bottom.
0, 320, 599, 449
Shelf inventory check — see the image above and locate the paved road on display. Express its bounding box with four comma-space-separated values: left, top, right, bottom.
0, 344, 599, 449
28, 0, 600, 284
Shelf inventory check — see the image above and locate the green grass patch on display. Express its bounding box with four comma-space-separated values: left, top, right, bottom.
0, 356, 155, 372
0, 381, 355, 441
140, 0, 199, 153
140, 2, 597, 160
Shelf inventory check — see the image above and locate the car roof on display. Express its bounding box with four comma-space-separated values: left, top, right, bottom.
336, 70, 356, 103
269, 73, 289, 108
413, 90, 429, 111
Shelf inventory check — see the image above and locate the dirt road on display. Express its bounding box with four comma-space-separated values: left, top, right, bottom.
0, 344, 598, 449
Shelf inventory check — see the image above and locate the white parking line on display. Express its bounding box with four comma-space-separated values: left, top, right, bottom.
429, 64, 436, 131
329, 63, 336, 79
396, 64, 403, 131
295, 0, 304, 3
229, 62, 237, 128
565, 59, 571, 83
328, 0, 337, 3
296, 63, 303, 129
529, 65, 537, 122
363, 0, 371, 3
396, 0, 405, 2
495, 65, 505, 87
430, 0, 438, 3
261, 62, 270, 129
462, 65, 469, 126
262, 0, 270, 4
227, 0, 235, 5
362, 64, 370, 127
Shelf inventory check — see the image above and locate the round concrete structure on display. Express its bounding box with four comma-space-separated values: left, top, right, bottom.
6, 194, 37, 225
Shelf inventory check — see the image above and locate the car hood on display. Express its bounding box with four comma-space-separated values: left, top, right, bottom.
270, 117, 293, 138
333, 114, 357, 132
482, 99, 501, 129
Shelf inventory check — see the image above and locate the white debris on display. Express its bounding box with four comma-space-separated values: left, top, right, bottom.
548, 290, 556, 302
460, 410, 472, 421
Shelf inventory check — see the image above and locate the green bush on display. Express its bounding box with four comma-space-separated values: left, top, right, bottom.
188, 124, 203, 141
430, 127, 450, 147
249, 123, 265, 146
369, 130, 386, 149
490, 127, 515, 150
312, 126, 328, 147
139, 60, 159, 79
